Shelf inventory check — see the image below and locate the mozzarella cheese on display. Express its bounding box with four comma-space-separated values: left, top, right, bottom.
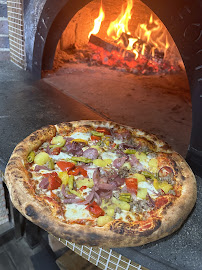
49, 152, 72, 161
70, 132, 91, 141
115, 210, 136, 222
85, 165, 98, 179
101, 151, 119, 161
65, 204, 91, 220
138, 181, 158, 199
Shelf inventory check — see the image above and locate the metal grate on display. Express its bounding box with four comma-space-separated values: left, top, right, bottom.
7, 0, 26, 69
58, 238, 148, 270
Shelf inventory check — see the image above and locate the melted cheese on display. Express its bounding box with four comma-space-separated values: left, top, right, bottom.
86, 165, 97, 179
70, 132, 91, 141
114, 138, 123, 145
115, 210, 136, 222
49, 152, 72, 161
138, 181, 158, 199
101, 151, 118, 161
65, 204, 91, 220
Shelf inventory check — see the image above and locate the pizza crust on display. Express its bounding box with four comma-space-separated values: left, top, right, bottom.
5, 121, 197, 247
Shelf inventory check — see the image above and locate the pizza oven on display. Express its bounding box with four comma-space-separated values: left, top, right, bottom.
9, 0, 202, 176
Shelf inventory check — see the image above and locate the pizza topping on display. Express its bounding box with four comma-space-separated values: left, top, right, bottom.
158, 166, 174, 184
26, 123, 182, 227
34, 152, 50, 166
96, 127, 111, 135
39, 172, 62, 191
71, 156, 92, 163
153, 178, 173, 194
51, 135, 66, 147
56, 161, 75, 172
39, 176, 49, 189
125, 178, 138, 194
83, 148, 99, 160
113, 156, 127, 168
58, 172, 69, 186
155, 196, 169, 208
86, 201, 105, 217
65, 141, 84, 156
97, 215, 113, 226
119, 193, 131, 202
50, 147, 61, 155
76, 178, 94, 189
27, 151, 35, 163
34, 165, 52, 172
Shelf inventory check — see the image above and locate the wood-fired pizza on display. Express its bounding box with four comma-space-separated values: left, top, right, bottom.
5, 120, 197, 247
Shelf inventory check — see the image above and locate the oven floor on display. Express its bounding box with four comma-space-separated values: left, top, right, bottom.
43, 63, 191, 157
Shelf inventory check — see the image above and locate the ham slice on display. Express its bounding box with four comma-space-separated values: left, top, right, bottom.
78, 188, 95, 205
65, 141, 84, 156
113, 156, 127, 168
83, 148, 98, 160
130, 154, 144, 171
97, 183, 117, 190
35, 165, 51, 172
39, 177, 49, 189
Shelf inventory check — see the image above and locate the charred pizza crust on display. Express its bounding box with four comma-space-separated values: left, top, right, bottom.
4, 120, 197, 247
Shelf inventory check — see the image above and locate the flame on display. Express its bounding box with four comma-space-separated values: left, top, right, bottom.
135, 14, 170, 57
88, 3, 105, 39
107, 0, 133, 41
88, 1, 170, 61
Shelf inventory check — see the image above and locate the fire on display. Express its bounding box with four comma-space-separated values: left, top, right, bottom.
88, 3, 105, 39
135, 14, 170, 57
107, 0, 133, 42
87, 0, 176, 74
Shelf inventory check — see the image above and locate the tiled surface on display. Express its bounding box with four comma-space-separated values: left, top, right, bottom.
0, 3, 7, 17
0, 231, 64, 270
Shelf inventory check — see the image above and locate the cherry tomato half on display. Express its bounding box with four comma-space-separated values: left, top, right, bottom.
56, 161, 75, 172
86, 201, 105, 218
96, 127, 111, 135
125, 178, 138, 195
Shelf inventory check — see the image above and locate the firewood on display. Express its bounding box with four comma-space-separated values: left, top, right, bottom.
89, 34, 135, 59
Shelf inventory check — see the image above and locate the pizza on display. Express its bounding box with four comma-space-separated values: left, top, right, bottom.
5, 120, 197, 247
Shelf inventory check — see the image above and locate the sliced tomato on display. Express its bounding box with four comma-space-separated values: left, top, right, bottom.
56, 161, 75, 172
79, 167, 88, 177
86, 201, 105, 218
68, 167, 80, 176
51, 147, 61, 155
91, 135, 101, 141
68, 166, 88, 177
96, 127, 111, 135
125, 178, 138, 195
46, 172, 62, 190
155, 196, 168, 209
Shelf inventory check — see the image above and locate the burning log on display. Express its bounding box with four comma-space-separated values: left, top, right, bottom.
89, 34, 135, 60
89, 34, 164, 62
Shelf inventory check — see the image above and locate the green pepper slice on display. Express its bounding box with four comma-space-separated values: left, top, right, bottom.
91, 131, 104, 137
27, 151, 35, 163
119, 193, 132, 203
